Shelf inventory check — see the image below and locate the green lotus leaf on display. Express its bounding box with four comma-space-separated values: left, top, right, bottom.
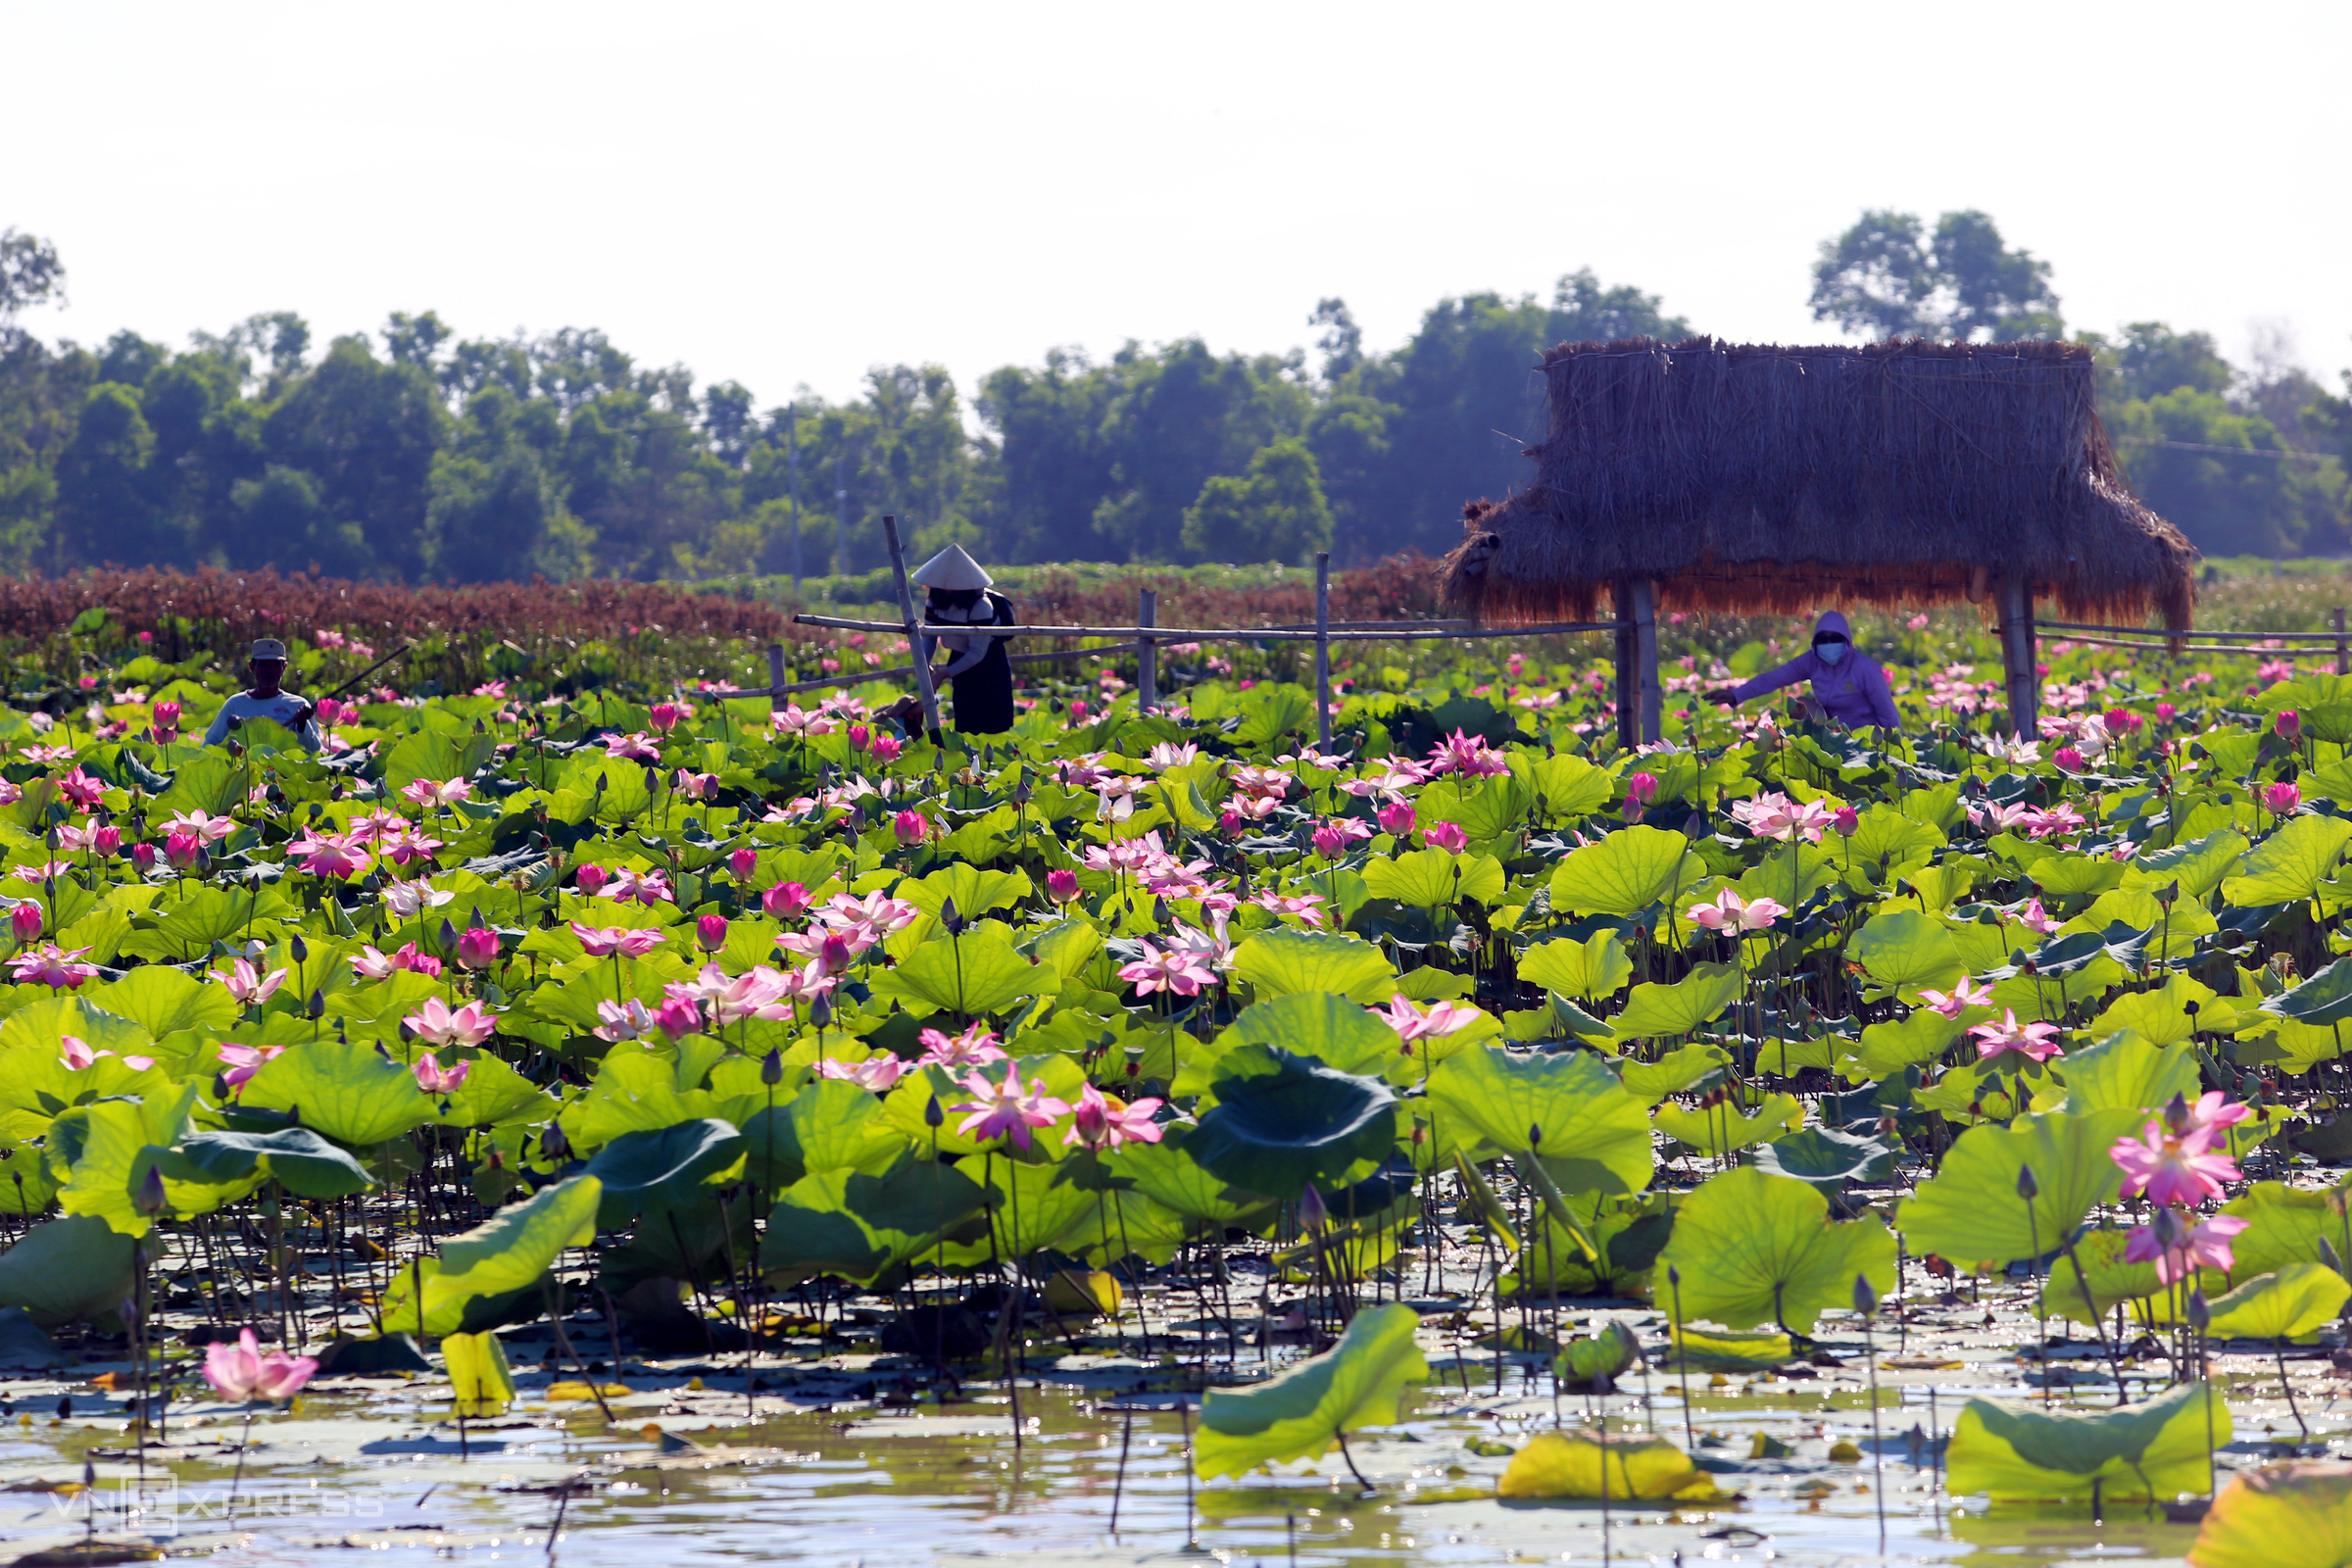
2202, 1263, 2352, 1342
1104, 1133, 1270, 1227
1020, 916, 1104, 984
442, 1328, 515, 1418
938, 1154, 1102, 1263
2189, 1462, 2352, 1568
422, 1049, 559, 1130
1518, 931, 1634, 1003
1618, 1042, 1731, 1106
867, 923, 1054, 1016
1612, 963, 1740, 1040
1665, 1322, 1792, 1370
876, 1054, 1089, 1159
1361, 849, 1505, 909
1427, 1044, 1653, 1196
1498, 1431, 1720, 1500
1848, 910, 1964, 998
559, 1048, 720, 1153
383, 727, 496, 795
1499, 1192, 1676, 1298
759, 1158, 988, 1288
2122, 827, 2248, 900
2037, 1227, 2163, 1325
1510, 752, 1615, 818
1186, 1045, 1396, 1201
1557, 1320, 1641, 1383
93, 964, 238, 1041
899, 863, 1033, 928
179, 1127, 374, 1200
1946, 1382, 2227, 1502
1654, 1166, 1896, 1334
1654, 1091, 1803, 1155
1900, 860, 1981, 913
1194, 1302, 1426, 1478
2218, 1180, 2352, 1279
1548, 825, 1704, 918
0, 998, 164, 1118
1843, 1006, 1963, 1082
2265, 957, 2352, 1029
379, 1175, 603, 1337
1174, 992, 1402, 1097
2059, 1030, 2201, 1116
57, 1098, 239, 1236
2028, 855, 2127, 898
1230, 928, 1397, 1004
1839, 803, 1945, 868
2222, 814, 2352, 906
1748, 1127, 1894, 1194
0, 1215, 137, 1327
742, 1081, 911, 1191
583, 1118, 747, 1227
240, 1037, 437, 1148
2089, 973, 2216, 1048
1895, 1108, 2141, 1269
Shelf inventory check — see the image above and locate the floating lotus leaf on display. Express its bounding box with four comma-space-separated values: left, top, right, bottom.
1497, 1431, 1724, 1501
2190, 1462, 2352, 1568
1655, 1166, 1895, 1335
1946, 1382, 2227, 1502
1194, 1302, 1426, 1478
2202, 1263, 2352, 1342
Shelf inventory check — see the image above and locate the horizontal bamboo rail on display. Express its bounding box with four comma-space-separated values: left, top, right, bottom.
788, 612, 1629, 643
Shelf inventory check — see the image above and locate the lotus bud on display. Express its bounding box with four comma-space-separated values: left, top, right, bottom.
697, 914, 728, 954
2015, 1163, 2038, 1200
643, 766, 662, 799
1298, 1185, 1328, 1230
307, 989, 325, 1020
729, 846, 760, 881
289, 933, 309, 964
2186, 1287, 2211, 1335
92, 824, 121, 857
1852, 1273, 1878, 1316
540, 1123, 570, 1162
133, 1162, 168, 1218
1528, 1123, 1544, 1149
2163, 1093, 2193, 1138
438, 916, 460, 955
892, 809, 930, 847
939, 897, 964, 936
2277, 709, 2302, 742
654, 995, 703, 1040
456, 927, 501, 970
1045, 870, 1080, 905
130, 841, 157, 874
8, 903, 40, 943
808, 992, 834, 1029
924, 1095, 944, 1129
760, 1048, 784, 1087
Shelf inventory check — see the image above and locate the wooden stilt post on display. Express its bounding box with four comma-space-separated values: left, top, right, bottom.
1632, 579, 1662, 746
2333, 607, 2346, 678
1138, 589, 1158, 715
882, 515, 942, 738
765, 643, 785, 697
1612, 579, 1638, 752
1998, 576, 2038, 739
1313, 553, 1333, 750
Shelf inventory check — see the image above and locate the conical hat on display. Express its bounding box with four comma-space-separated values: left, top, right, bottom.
910, 543, 993, 590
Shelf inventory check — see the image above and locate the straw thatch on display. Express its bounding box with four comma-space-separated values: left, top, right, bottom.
1441, 338, 2198, 629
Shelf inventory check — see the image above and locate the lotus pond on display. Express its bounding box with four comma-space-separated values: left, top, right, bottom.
0, 623, 2349, 1567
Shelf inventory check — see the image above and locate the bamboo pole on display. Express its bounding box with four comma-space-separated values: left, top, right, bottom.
1612, 580, 1638, 752
765, 644, 785, 693
2336, 608, 2346, 678
2032, 619, 2343, 644
1632, 578, 1662, 746
1314, 553, 1333, 750
1999, 576, 2038, 738
1138, 589, 1157, 714
881, 516, 942, 737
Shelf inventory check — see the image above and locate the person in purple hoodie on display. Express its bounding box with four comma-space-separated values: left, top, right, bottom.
1706, 610, 1899, 731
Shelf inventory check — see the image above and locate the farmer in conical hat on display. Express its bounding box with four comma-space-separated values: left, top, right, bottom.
203, 637, 320, 752
908, 543, 1015, 735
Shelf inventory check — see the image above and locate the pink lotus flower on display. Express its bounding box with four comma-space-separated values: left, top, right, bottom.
1729, 791, 1836, 844
573, 863, 609, 897
601, 866, 673, 906
817, 1054, 906, 1092
2112, 1117, 2240, 1208
892, 809, 930, 847
592, 999, 658, 1043
2277, 710, 2302, 742
451, 926, 498, 970
163, 831, 204, 871
1370, 995, 1480, 1043
1967, 1008, 2065, 1063
1065, 1082, 1166, 1149
399, 778, 472, 808
1917, 975, 1994, 1018
91, 824, 121, 857
403, 997, 498, 1050
129, 841, 157, 874
289, 830, 369, 880
13, 944, 98, 989
204, 1328, 317, 1403
1966, 800, 2035, 834
762, 881, 813, 919
380, 879, 453, 919
1831, 805, 1859, 838
2262, 781, 2302, 815
2052, 745, 2086, 772
55, 767, 105, 808
949, 1061, 1071, 1151
2125, 1211, 2249, 1286
210, 956, 289, 1008
1118, 941, 1220, 997
673, 961, 796, 1027
216, 1043, 283, 1092
1686, 887, 1786, 934
2018, 898, 2059, 936
672, 768, 718, 801
918, 1022, 1008, 1069
604, 731, 661, 761
654, 995, 703, 1039
8, 902, 40, 943
2154, 702, 2177, 724
1421, 820, 1470, 853
728, 846, 760, 881
867, 733, 904, 763
1045, 869, 1081, 905
1625, 772, 1660, 808
696, 914, 729, 954
1377, 800, 1416, 837
60, 1034, 154, 1072
413, 1054, 470, 1095
163, 808, 237, 845
649, 702, 685, 733
1250, 890, 1329, 928
571, 922, 664, 959
818, 891, 922, 935
1427, 729, 1508, 777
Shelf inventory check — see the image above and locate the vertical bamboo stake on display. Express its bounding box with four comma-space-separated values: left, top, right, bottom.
2334, 607, 2346, 677
765, 644, 785, 697
1313, 553, 1333, 749
1999, 576, 2038, 738
1632, 578, 1661, 746
882, 515, 942, 737
1138, 589, 1158, 714
1611, 579, 1638, 753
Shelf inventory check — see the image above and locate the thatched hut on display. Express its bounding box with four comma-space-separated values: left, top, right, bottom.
1441, 337, 2199, 739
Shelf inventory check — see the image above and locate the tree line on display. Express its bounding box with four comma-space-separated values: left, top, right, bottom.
1, 212, 2346, 584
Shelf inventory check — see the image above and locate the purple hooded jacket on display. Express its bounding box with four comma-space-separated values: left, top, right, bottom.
1730, 611, 1899, 729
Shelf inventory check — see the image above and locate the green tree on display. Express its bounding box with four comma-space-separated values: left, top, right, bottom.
2111, 388, 2337, 557
0, 229, 65, 324
1811, 209, 2059, 341
230, 465, 373, 577
53, 382, 183, 568
1180, 437, 1333, 564
263, 336, 446, 579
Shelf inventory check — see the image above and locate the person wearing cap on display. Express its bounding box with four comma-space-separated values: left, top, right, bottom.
203, 638, 321, 752
906, 543, 1016, 735
1706, 610, 1899, 731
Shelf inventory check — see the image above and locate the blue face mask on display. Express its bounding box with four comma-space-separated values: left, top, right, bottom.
1815, 640, 1848, 665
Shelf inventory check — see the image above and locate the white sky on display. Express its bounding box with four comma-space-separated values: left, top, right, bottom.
10, 1, 2347, 413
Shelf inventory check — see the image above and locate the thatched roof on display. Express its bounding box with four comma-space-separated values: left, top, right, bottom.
1441, 338, 2198, 629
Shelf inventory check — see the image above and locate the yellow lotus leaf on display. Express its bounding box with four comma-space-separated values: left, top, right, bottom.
1497, 1431, 1724, 1501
